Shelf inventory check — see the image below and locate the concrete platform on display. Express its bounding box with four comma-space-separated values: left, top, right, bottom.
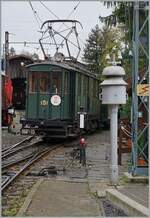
124, 172, 149, 183
18, 178, 101, 217
106, 189, 149, 217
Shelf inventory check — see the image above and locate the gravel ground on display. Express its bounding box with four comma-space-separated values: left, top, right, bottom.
101, 198, 127, 217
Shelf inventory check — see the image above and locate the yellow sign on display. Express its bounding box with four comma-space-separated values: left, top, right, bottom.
137, 84, 149, 96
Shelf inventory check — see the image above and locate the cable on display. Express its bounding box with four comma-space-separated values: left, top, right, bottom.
39, 0, 60, 20
28, 0, 42, 29
58, 1, 81, 34
66, 1, 81, 20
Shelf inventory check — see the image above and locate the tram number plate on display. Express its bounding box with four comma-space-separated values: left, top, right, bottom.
40, 100, 48, 106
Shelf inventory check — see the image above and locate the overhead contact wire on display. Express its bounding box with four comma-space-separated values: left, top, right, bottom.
29, 0, 42, 30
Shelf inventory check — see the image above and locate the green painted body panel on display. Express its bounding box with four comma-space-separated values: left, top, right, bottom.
51, 100, 61, 119
38, 95, 50, 119
63, 94, 70, 119
74, 73, 100, 117
27, 94, 38, 118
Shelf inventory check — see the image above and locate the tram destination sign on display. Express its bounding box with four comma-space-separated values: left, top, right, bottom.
137, 84, 149, 96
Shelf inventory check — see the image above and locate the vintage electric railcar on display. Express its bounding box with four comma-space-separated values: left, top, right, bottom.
20, 60, 101, 138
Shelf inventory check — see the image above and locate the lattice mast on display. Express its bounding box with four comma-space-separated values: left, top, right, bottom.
131, 1, 149, 175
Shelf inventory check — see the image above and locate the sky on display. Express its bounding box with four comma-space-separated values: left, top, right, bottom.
2, 1, 113, 60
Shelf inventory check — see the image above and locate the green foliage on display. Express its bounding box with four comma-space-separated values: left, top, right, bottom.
119, 175, 130, 185
82, 24, 122, 78
120, 96, 131, 119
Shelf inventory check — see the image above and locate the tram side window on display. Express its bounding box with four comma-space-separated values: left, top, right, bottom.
29, 72, 37, 93
52, 72, 61, 94
39, 72, 49, 93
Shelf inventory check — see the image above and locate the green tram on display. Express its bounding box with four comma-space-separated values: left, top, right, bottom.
20, 60, 101, 138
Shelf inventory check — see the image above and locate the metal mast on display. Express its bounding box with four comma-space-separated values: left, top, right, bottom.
131, 1, 149, 175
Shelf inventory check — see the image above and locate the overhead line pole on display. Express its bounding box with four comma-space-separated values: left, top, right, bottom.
131, 1, 149, 175
132, 1, 139, 175
148, 1, 150, 178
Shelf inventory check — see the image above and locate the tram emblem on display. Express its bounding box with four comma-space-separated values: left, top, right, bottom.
51, 95, 61, 106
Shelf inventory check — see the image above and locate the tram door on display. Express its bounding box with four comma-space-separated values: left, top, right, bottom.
27, 72, 38, 118
50, 71, 61, 119
38, 72, 49, 119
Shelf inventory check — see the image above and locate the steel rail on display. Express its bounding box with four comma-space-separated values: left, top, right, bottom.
2, 144, 63, 192
2, 153, 35, 170
2, 137, 40, 159
2, 136, 34, 155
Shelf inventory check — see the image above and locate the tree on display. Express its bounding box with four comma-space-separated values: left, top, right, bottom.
99, 2, 133, 48
100, 2, 148, 78
82, 25, 101, 74
82, 24, 122, 78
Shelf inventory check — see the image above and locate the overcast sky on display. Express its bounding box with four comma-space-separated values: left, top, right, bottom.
2, 1, 113, 60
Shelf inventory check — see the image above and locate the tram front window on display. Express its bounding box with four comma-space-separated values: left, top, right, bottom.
52, 72, 61, 94
39, 72, 49, 93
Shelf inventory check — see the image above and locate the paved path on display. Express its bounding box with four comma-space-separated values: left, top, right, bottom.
26, 179, 101, 216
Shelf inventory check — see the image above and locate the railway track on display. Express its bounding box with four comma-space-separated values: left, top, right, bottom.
2, 142, 64, 192
2, 138, 75, 216
2, 136, 43, 173
2, 135, 36, 158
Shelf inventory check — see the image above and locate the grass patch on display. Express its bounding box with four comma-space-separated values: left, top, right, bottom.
2, 184, 34, 216
118, 175, 129, 185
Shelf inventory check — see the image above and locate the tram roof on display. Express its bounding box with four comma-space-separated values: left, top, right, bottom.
26, 60, 98, 79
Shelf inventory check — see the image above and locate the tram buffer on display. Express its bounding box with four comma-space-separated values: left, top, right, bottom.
78, 106, 87, 166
